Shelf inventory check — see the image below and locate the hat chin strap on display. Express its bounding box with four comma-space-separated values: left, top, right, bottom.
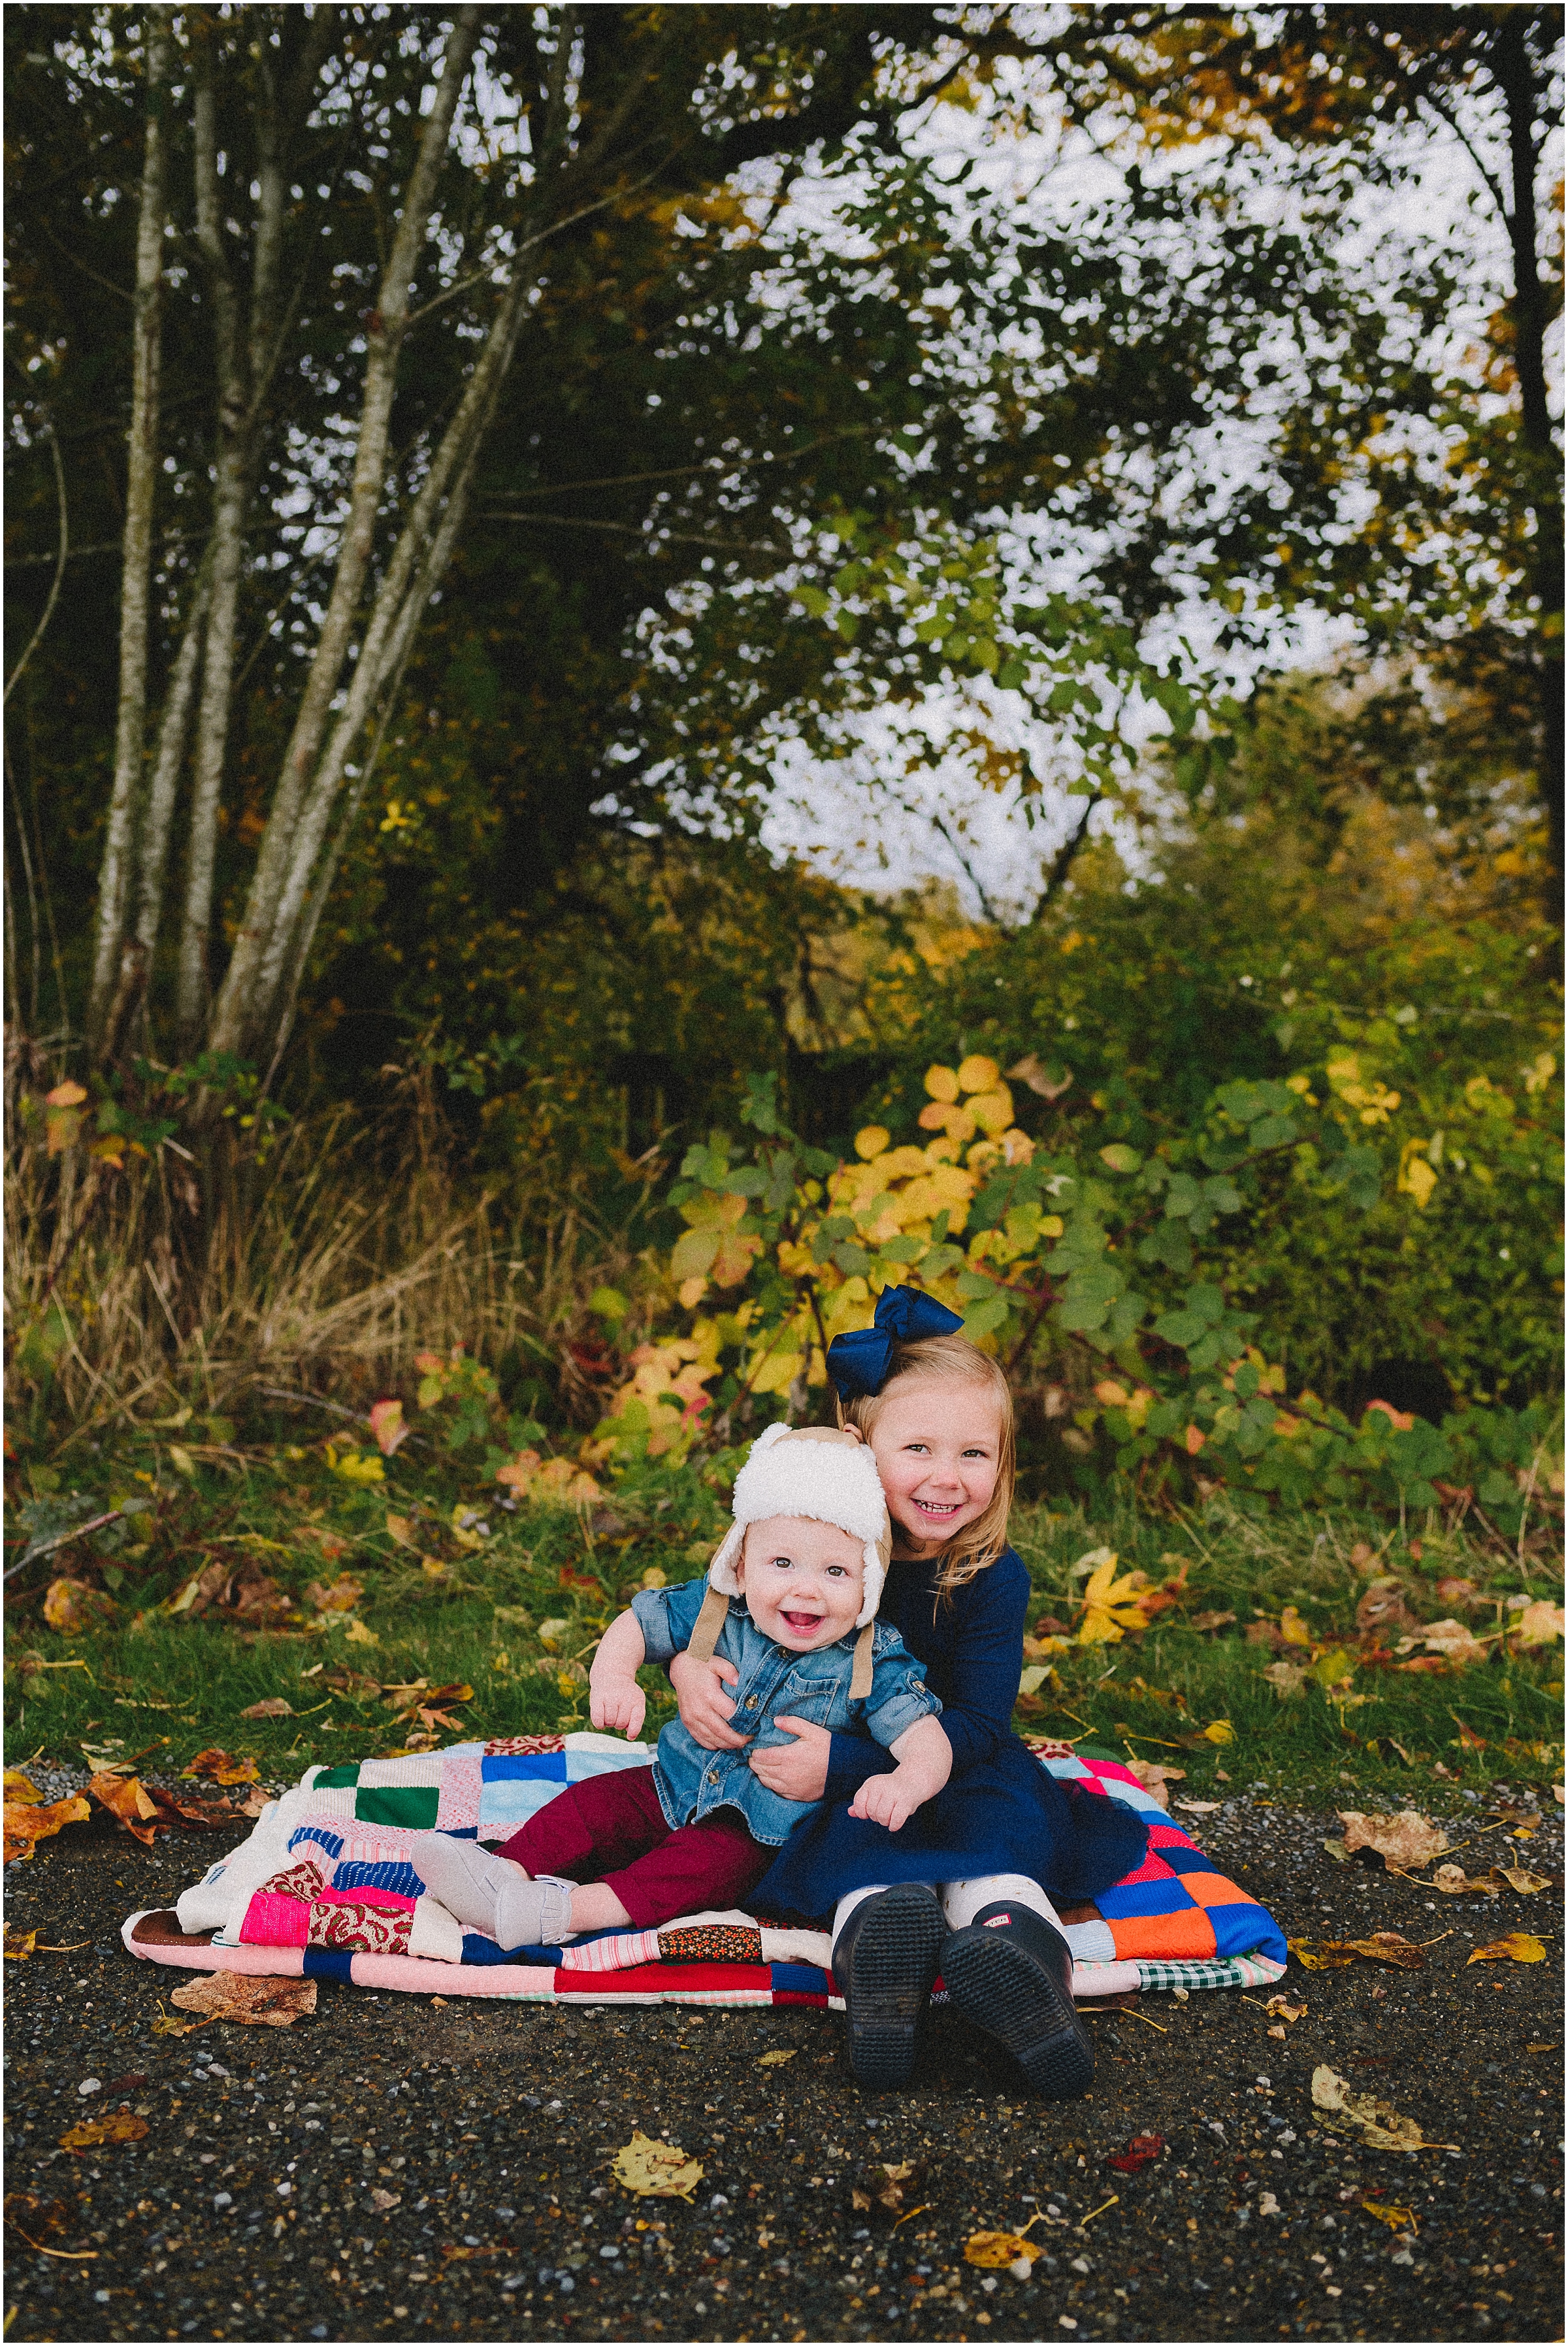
686, 1585, 877, 1704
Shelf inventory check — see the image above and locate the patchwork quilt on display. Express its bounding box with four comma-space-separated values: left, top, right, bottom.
123, 1736, 1287, 2008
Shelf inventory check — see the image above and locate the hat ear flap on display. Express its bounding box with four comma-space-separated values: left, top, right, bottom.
708, 1522, 745, 1599
855, 1526, 892, 1628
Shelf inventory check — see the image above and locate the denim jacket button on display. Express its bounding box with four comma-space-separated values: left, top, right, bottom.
706, 1770, 719, 1785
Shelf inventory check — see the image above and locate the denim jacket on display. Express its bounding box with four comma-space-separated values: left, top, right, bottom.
630, 1573, 941, 1847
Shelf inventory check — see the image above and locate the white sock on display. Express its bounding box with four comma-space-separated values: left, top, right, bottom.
939, 1874, 1063, 1934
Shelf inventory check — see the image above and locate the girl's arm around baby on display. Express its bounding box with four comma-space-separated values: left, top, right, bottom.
846, 1715, 951, 1833
588, 1608, 649, 1739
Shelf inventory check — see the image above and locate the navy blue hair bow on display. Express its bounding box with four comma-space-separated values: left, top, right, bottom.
826, 1284, 965, 1402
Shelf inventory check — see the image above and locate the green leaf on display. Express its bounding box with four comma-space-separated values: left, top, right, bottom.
1098, 1143, 1143, 1173
962, 1295, 1011, 1338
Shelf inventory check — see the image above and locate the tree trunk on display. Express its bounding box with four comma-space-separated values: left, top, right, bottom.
207, 8, 483, 1059
86, 7, 172, 1056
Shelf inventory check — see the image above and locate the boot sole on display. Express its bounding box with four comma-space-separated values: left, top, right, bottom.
837, 1885, 946, 2091
940, 1928, 1095, 2100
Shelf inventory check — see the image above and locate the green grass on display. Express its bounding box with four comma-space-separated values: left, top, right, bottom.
5, 1420, 1562, 1800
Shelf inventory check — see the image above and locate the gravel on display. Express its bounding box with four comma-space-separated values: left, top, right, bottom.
3, 1791, 1561, 2342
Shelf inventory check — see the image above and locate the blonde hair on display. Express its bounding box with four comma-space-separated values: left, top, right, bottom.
835, 1331, 1015, 1598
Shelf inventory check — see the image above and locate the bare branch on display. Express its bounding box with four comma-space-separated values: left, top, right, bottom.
3, 429, 69, 706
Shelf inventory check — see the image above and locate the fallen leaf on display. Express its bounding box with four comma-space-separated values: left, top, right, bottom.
1337, 1809, 1450, 1870
42, 1577, 112, 1634
1124, 1759, 1185, 1809
756, 2049, 796, 2068
1278, 1604, 1314, 1647
610, 2131, 704, 2200
1497, 1865, 1551, 1895
88, 1771, 163, 1846
1310, 2065, 1457, 2153
305, 1575, 365, 1615
1452, 1719, 1486, 1752
1429, 1864, 1501, 1897
1174, 1798, 1222, 1814
1361, 2199, 1418, 2236
58, 2112, 150, 2153
1467, 1934, 1546, 1966
1201, 1718, 1234, 1745
343, 1618, 380, 1647
4, 2193, 69, 2239
1355, 1579, 1422, 1637
1075, 1551, 1157, 1645
1434, 1577, 1483, 1609
1189, 1610, 1237, 1633
150, 2007, 200, 2038
145, 1787, 234, 1833
2, 1793, 91, 1865
966, 2230, 1043, 2270
238, 1786, 274, 1819
3, 1772, 43, 1805
1264, 1996, 1306, 2023
1512, 1601, 1565, 1649
1394, 1619, 1489, 1668
1107, 2133, 1164, 2173
182, 1749, 259, 1786
238, 1698, 293, 1720
325, 1669, 382, 1700
4, 1926, 38, 1960
1263, 1660, 1309, 1699
1288, 1933, 1426, 1973
368, 2188, 401, 2212
169, 1974, 318, 2027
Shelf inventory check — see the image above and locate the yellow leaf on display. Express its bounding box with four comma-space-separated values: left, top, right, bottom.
3, 1772, 43, 1806
1075, 1551, 1155, 1645
343, 1619, 380, 1647
610, 2131, 705, 2200
923, 1063, 960, 1104
965, 2230, 1042, 2270
1202, 1719, 1234, 1745
4, 1925, 37, 1959
1361, 2200, 1418, 2236
1467, 1933, 1546, 1965
854, 1125, 890, 1161
59, 2112, 150, 2152
1279, 1605, 1313, 1646
756, 2049, 796, 2068
3, 1793, 91, 1865
1397, 1144, 1437, 1209
956, 1055, 1000, 1095
167, 1444, 197, 1478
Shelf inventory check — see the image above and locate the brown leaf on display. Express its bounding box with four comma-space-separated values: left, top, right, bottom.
4, 1925, 38, 1959
58, 2112, 150, 2153
238, 1785, 274, 1818
1429, 1863, 1501, 1897
1467, 1933, 1546, 1966
305, 1574, 365, 1615
1311, 2065, 1457, 2153
966, 2229, 1045, 2270
42, 1578, 113, 1634
1189, 1610, 1237, 1634
1355, 1578, 1422, 1637
1123, 1759, 1185, 1809
169, 1973, 318, 2027
145, 1787, 234, 1832
1, 1793, 91, 1865
1434, 1577, 1484, 1609
182, 1749, 259, 1786
238, 1697, 293, 1720
88, 1771, 165, 1846
1496, 1864, 1551, 1895
325, 1670, 382, 1700
1264, 1996, 1306, 2023
1289, 1932, 1427, 1973
1337, 1809, 1450, 1870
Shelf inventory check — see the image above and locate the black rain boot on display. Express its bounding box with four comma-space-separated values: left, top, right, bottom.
831, 1883, 947, 2091
938, 1899, 1094, 2100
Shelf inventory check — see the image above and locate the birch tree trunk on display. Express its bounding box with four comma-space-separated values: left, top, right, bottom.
207, 7, 483, 1057
86, 6, 172, 1056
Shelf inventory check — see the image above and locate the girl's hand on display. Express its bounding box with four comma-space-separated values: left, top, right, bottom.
668, 1651, 747, 1749
748, 1715, 831, 1802
589, 1676, 646, 1740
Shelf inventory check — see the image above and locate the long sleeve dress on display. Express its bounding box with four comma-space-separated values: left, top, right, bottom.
750, 1545, 1149, 1926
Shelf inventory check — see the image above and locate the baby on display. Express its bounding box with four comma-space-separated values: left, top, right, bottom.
416, 1425, 951, 1949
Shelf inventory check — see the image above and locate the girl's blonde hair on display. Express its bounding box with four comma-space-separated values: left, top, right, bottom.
835, 1330, 1015, 1597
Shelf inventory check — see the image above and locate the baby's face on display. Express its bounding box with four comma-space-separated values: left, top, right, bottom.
735, 1515, 866, 1651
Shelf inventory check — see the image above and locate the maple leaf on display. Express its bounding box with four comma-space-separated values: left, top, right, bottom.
610, 2131, 704, 2200
2, 1793, 90, 1865
1075, 1551, 1156, 1645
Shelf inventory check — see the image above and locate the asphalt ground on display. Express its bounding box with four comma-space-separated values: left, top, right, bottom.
3, 1791, 1562, 2346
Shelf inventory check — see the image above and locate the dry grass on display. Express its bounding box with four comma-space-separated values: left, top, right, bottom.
4, 1058, 653, 1439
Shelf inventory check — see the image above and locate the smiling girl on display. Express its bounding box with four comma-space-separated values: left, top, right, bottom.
670, 1288, 1149, 2096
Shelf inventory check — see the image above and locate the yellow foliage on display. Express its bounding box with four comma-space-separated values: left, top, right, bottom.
1075, 1551, 1158, 1644
855, 1125, 890, 1160
956, 1054, 1001, 1093
924, 1063, 960, 1103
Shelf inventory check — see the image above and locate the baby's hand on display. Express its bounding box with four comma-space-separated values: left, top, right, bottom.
590, 1677, 646, 1740
669, 1651, 747, 1750
748, 1716, 831, 1803
847, 1772, 920, 1832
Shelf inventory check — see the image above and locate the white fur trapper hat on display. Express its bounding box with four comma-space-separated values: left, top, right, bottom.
707, 1423, 892, 1628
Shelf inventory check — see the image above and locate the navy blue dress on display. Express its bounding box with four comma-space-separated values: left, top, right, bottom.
751, 1545, 1148, 1926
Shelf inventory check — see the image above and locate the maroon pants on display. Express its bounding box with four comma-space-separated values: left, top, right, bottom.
497, 1763, 774, 1932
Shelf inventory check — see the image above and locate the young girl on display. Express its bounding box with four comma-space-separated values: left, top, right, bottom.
670, 1285, 1148, 2096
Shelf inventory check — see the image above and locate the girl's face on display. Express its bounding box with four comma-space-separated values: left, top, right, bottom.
865, 1379, 1004, 1554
